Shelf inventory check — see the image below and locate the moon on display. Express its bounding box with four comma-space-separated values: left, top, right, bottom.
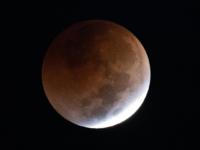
42, 20, 150, 129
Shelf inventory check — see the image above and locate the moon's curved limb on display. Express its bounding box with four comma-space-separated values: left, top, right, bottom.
42, 20, 151, 129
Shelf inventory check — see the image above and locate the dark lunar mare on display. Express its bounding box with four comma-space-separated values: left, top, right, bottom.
60, 22, 137, 124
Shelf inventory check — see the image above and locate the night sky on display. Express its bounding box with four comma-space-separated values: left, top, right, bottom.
3, 1, 200, 149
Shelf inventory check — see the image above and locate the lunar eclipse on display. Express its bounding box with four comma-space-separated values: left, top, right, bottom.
42, 20, 150, 129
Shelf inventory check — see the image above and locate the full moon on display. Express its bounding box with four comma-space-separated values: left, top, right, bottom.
42, 20, 150, 129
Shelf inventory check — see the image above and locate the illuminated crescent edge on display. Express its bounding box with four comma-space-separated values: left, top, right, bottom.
87, 76, 150, 129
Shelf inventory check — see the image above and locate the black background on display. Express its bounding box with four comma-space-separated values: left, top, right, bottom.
2, 1, 200, 149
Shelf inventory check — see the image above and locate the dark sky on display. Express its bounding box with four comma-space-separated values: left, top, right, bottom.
3, 1, 200, 149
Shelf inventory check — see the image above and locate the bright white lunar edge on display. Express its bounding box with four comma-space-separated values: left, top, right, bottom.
88, 79, 150, 129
